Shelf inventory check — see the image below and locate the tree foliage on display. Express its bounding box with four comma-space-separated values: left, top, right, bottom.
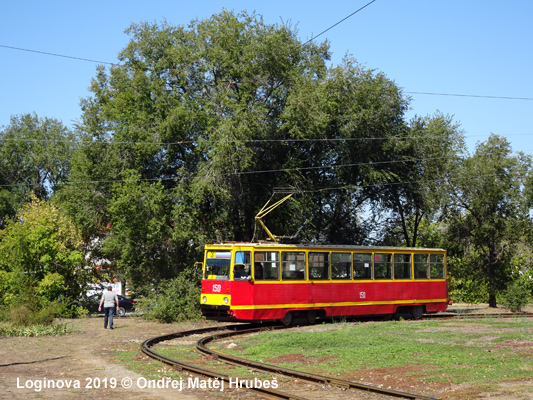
0, 113, 75, 228
379, 113, 465, 247
57, 12, 407, 288
2, 11, 530, 311
134, 268, 202, 323
0, 193, 91, 315
53, 10, 476, 295
102, 170, 175, 291
445, 135, 532, 307
500, 281, 530, 313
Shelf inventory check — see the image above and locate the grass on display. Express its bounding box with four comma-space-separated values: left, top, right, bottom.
0, 321, 73, 337
112, 348, 180, 378
214, 318, 533, 385
110, 341, 285, 400
105, 317, 532, 399
154, 344, 259, 378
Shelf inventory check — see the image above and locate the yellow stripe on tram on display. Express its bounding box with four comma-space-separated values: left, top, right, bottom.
230, 298, 448, 310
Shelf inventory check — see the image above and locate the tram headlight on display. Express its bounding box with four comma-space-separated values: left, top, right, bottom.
202, 296, 207, 303
224, 297, 229, 304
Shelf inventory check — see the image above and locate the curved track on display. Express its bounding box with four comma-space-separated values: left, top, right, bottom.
141, 322, 442, 400
141, 323, 307, 399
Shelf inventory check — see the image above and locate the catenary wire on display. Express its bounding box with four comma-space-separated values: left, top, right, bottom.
301, 0, 377, 45
0, 44, 116, 66
1, 2, 531, 103
2, 7, 532, 104
0, 172, 513, 202
0, 154, 502, 189
1, 9, 529, 197
405, 92, 533, 101
0, 3, 379, 66
1, 133, 533, 145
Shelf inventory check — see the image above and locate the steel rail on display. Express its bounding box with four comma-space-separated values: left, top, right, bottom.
141, 322, 441, 400
141, 313, 531, 399
449, 313, 533, 319
140, 323, 308, 400
196, 327, 440, 400
428, 312, 533, 321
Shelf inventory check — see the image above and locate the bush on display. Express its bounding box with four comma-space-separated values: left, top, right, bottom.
0, 323, 72, 337
8, 302, 62, 326
55, 296, 88, 318
0, 278, 86, 325
447, 256, 490, 304
500, 282, 530, 313
448, 277, 489, 304
136, 270, 202, 323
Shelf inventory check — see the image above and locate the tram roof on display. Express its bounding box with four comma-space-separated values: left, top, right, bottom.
205, 242, 445, 252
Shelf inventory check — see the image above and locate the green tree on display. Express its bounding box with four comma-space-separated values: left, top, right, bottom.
61, 10, 461, 296
0, 193, 91, 304
446, 135, 532, 307
0, 113, 76, 229
63, 10, 333, 283
379, 113, 465, 247
278, 57, 411, 244
102, 170, 175, 293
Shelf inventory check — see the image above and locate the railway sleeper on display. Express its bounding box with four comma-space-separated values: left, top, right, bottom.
327, 379, 351, 389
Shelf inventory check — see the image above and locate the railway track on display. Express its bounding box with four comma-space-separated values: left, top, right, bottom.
140, 312, 532, 399
428, 311, 533, 320
141, 322, 443, 400
141, 324, 309, 399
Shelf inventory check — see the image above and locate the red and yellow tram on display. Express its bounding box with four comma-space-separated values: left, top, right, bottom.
199, 242, 448, 324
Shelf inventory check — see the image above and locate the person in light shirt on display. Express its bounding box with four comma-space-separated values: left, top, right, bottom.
98, 286, 119, 329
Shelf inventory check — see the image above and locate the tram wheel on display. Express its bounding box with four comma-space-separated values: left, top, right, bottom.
381, 313, 393, 321
280, 312, 293, 327
307, 310, 317, 325
411, 305, 424, 320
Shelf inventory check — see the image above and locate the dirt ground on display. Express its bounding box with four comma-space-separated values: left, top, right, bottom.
0, 316, 205, 400
0, 305, 531, 400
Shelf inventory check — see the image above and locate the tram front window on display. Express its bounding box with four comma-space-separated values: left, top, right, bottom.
205, 251, 231, 280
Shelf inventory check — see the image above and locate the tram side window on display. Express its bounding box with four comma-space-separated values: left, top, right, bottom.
254, 251, 280, 280
234, 251, 251, 280
374, 253, 392, 279
353, 253, 372, 279
394, 254, 412, 279
205, 250, 231, 280
309, 252, 330, 280
332, 252, 351, 280
281, 251, 306, 280
430, 254, 445, 279
414, 254, 429, 279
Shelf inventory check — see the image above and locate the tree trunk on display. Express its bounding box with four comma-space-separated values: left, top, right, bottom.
488, 247, 497, 308
488, 292, 497, 308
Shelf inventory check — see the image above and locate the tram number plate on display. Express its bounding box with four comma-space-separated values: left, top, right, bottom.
213, 284, 222, 293
359, 292, 366, 299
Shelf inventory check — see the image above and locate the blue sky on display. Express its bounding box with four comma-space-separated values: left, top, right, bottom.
1, 0, 532, 155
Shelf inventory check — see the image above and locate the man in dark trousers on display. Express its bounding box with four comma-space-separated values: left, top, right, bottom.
98, 286, 119, 329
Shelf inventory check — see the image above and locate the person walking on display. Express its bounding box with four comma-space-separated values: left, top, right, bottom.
98, 286, 119, 329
